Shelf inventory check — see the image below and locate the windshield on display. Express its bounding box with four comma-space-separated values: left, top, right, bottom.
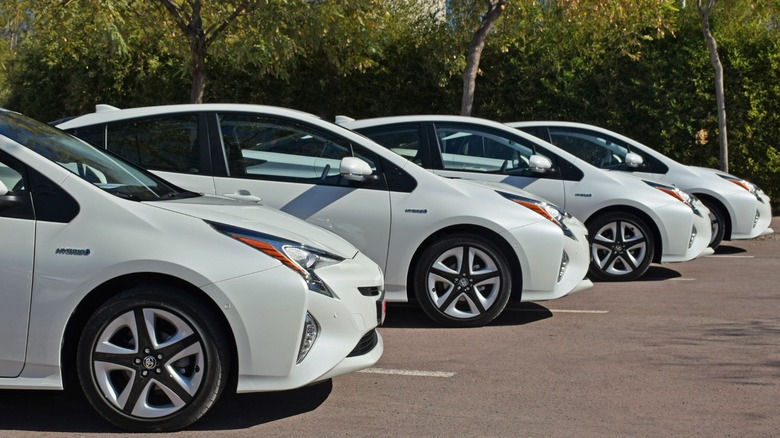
0, 110, 196, 201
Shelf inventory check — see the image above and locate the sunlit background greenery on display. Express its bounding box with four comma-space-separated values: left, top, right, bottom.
1, 0, 779, 202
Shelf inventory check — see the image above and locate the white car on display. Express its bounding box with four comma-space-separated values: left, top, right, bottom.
1, 108, 385, 432
510, 121, 774, 248
58, 104, 592, 328
340, 115, 713, 282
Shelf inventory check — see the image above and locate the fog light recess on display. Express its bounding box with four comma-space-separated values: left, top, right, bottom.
297, 312, 320, 364
558, 250, 569, 283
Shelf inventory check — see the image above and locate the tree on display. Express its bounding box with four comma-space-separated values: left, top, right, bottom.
0, 0, 32, 104
698, 0, 728, 172
461, 0, 506, 116
153, 1, 260, 103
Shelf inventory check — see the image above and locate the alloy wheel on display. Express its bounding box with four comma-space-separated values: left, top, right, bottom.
91, 308, 205, 418
414, 233, 513, 327
587, 212, 654, 281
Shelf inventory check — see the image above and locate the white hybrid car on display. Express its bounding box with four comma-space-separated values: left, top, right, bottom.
58, 104, 592, 328
510, 121, 774, 248
341, 115, 713, 282
1, 109, 385, 432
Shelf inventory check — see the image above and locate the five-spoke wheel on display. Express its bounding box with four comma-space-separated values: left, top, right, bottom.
414, 234, 512, 327
77, 286, 229, 432
587, 212, 655, 282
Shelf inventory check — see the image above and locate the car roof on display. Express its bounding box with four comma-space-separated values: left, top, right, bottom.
57, 103, 321, 129
340, 114, 600, 172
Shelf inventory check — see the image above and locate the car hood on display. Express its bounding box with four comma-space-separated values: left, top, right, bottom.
450, 177, 560, 206
688, 165, 738, 180
145, 194, 359, 259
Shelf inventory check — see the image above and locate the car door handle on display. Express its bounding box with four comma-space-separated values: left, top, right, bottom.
222, 190, 262, 203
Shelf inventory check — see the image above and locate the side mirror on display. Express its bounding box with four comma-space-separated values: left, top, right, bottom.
0, 180, 8, 196
625, 152, 644, 168
529, 154, 553, 173
340, 157, 376, 182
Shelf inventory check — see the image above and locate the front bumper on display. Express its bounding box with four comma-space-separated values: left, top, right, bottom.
730, 191, 773, 240
511, 217, 592, 302
205, 252, 384, 393
658, 199, 712, 263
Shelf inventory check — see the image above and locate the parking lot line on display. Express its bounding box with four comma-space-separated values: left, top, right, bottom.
706, 255, 755, 258
514, 308, 609, 314
670, 278, 696, 281
358, 368, 457, 378
548, 309, 609, 314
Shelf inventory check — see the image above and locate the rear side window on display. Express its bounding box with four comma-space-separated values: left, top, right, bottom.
104, 114, 200, 173
360, 126, 423, 165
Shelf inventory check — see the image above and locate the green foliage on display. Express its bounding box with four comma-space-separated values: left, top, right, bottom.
1, 0, 779, 199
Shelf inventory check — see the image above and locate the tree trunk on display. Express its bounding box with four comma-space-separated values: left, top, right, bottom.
190, 38, 207, 104
698, 0, 728, 173
461, 0, 506, 116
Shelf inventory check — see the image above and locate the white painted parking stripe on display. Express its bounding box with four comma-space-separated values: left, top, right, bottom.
706, 255, 754, 258
670, 278, 696, 281
516, 308, 609, 314
358, 368, 456, 378
549, 309, 609, 314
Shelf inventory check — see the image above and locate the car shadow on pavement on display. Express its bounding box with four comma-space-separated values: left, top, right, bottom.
0, 380, 332, 433
631, 265, 682, 281
192, 380, 332, 431
714, 244, 748, 255
0, 389, 107, 432
381, 302, 553, 329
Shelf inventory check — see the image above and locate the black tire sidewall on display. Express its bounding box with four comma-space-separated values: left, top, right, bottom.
699, 197, 726, 249
414, 234, 513, 327
76, 285, 229, 432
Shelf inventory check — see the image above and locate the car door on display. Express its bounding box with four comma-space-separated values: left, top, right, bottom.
209, 113, 394, 271
0, 153, 35, 377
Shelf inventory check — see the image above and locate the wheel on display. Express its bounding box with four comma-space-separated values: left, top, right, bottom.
77, 286, 230, 432
699, 197, 725, 249
587, 212, 655, 282
413, 234, 513, 327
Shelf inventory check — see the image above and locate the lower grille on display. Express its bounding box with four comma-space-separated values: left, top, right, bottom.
347, 329, 378, 357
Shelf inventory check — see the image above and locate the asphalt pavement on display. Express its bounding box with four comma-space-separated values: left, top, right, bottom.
2, 217, 779, 437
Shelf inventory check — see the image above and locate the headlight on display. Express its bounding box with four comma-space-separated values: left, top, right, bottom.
208, 221, 343, 297
643, 180, 702, 216
497, 191, 576, 239
718, 174, 763, 203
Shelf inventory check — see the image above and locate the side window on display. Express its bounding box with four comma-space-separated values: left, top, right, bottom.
0, 155, 25, 193
433, 124, 540, 176
0, 152, 34, 220
550, 128, 668, 173
549, 132, 622, 168
217, 114, 381, 185
360, 126, 423, 164
105, 114, 199, 173
67, 125, 105, 148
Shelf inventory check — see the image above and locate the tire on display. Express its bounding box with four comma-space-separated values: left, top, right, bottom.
699, 197, 726, 249
413, 234, 513, 327
587, 212, 655, 282
77, 285, 230, 432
